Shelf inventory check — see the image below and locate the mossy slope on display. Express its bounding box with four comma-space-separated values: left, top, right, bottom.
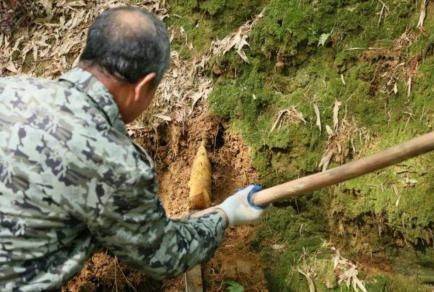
168, 0, 434, 290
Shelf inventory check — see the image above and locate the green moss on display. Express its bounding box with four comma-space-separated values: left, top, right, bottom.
334, 113, 434, 245
252, 193, 431, 291
365, 274, 430, 292
252, 193, 330, 291
166, 0, 267, 57
329, 50, 434, 246
408, 4, 434, 58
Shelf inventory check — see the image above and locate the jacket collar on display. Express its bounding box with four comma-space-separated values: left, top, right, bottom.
59, 67, 127, 135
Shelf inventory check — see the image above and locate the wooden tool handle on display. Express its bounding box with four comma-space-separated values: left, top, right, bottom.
253, 131, 434, 206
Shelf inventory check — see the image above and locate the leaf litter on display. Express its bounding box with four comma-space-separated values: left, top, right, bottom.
318, 101, 371, 172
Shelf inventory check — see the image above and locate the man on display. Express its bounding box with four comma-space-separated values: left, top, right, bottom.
0, 6, 266, 291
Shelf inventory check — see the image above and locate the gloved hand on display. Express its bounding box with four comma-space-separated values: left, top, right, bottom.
216, 185, 266, 226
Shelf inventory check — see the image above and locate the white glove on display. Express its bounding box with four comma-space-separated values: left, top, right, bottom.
216, 185, 265, 226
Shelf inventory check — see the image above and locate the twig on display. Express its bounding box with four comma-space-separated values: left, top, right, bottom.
115, 257, 138, 292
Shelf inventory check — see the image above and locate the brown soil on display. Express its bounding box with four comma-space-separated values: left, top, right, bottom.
63, 112, 267, 291
63, 251, 161, 292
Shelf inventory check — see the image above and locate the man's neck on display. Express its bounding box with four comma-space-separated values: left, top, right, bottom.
78, 63, 133, 122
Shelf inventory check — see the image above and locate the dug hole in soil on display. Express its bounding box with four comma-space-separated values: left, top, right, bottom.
63, 113, 267, 292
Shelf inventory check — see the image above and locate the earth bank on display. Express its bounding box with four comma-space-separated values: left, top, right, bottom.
168, 0, 434, 290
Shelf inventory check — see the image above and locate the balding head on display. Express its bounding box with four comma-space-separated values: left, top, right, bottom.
80, 7, 170, 85
111, 9, 156, 39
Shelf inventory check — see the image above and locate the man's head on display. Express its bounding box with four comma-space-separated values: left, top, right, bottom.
79, 7, 170, 123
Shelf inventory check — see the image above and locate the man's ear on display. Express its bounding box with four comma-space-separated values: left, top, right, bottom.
134, 73, 156, 102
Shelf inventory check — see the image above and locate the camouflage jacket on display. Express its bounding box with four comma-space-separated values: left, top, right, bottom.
0, 68, 226, 291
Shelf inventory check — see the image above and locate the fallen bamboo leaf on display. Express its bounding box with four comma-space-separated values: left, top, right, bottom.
325, 125, 334, 136
340, 74, 346, 85
417, 0, 428, 29
393, 83, 398, 95
270, 110, 286, 133
407, 77, 412, 97
404, 177, 417, 187
318, 32, 331, 47
271, 244, 285, 250
297, 268, 315, 292
319, 150, 334, 172
313, 104, 321, 132
332, 249, 367, 292
210, 8, 264, 63
5, 61, 18, 73
153, 114, 172, 122
333, 100, 342, 130
270, 107, 306, 133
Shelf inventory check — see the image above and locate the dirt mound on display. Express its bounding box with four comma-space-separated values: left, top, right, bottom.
64, 113, 267, 291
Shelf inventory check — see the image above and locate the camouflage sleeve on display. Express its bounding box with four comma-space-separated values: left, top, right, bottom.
67, 128, 226, 279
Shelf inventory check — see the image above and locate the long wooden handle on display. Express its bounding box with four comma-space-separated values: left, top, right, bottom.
253, 131, 434, 206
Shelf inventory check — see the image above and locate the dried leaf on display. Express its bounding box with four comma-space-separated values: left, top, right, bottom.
5, 61, 18, 73
270, 107, 306, 133
210, 8, 264, 63
417, 0, 428, 29
271, 244, 285, 250
393, 83, 398, 94
333, 100, 342, 130
297, 268, 315, 292
319, 150, 334, 172
332, 249, 367, 292
340, 74, 346, 85
313, 103, 321, 132
325, 125, 334, 136
318, 32, 331, 47
153, 114, 172, 122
